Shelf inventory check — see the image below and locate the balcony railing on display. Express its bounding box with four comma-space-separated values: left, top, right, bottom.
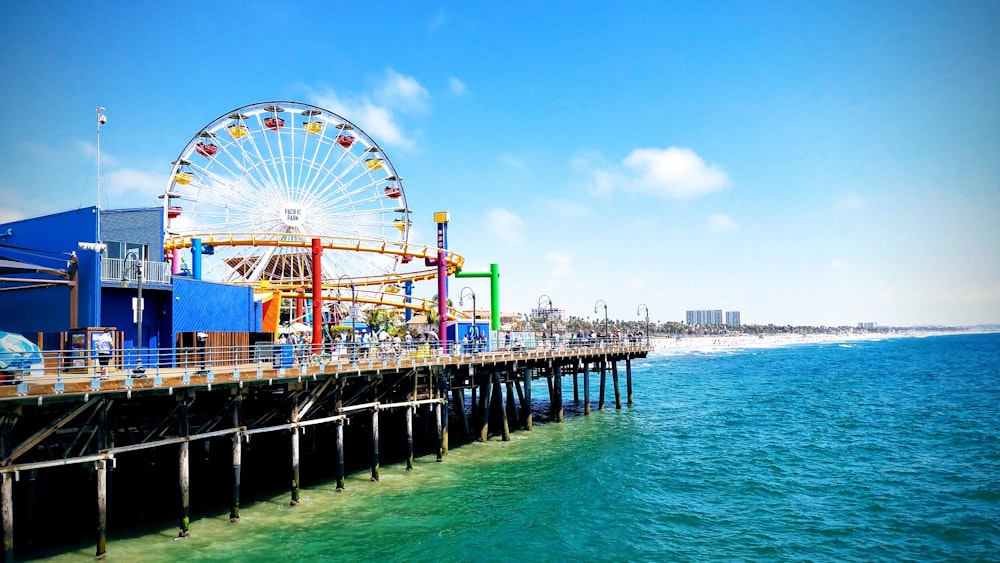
101, 257, 172, 284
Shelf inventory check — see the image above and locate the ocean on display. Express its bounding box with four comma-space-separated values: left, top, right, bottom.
39, 333, 999, 562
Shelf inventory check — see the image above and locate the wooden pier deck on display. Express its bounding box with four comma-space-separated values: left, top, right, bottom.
0, 339, 651, 560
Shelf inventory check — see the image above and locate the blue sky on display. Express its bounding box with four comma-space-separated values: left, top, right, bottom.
2, 1, 998, 326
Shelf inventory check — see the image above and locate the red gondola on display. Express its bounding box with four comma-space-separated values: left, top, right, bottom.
264, 116, 285, 131
336, 134, 355, 148
167, 206, 183, 219
384, 186, 402, 198
195, 142, 218, 157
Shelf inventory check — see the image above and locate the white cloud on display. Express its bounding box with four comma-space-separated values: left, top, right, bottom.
545, 251, 574, 277
305, 69, 428, 149
428, 9, 447, 30
375, 69, 430, 114
484, 208, 525, 245
75, 140, 119, 167
707, 213, 738, 233
835, 190, 864, 211
578, 146, 728, 200
622, 147, 729, 199
104, 168, 164, 200
498, 153, 525, 170
448, 77, 466, 96
541, 198, 589, 218
830, 258, 848, 270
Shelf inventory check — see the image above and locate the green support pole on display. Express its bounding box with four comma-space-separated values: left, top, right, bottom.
454, 264, 500, 331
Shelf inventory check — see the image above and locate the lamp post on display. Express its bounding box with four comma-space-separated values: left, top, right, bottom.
336, 275, 357, 341
538, 294, 553, 342
122, 250, 145, 374
594, 299, 608, 344
460, 287, 476, 353
637, 303, 650, 346
594, 299, 608, 343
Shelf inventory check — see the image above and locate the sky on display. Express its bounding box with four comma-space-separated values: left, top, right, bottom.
1, 1, 998, 327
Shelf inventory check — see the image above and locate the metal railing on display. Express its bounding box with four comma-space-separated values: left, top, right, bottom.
101, 257, 172, 284
0, 336, 651, 394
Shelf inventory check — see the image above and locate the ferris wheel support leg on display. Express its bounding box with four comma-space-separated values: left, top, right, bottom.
192, 238, 203, 281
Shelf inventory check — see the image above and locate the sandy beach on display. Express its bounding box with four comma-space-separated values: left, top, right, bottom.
648, 329, 985, 355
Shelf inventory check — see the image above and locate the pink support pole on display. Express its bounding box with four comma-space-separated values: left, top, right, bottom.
312, 238, 323, 351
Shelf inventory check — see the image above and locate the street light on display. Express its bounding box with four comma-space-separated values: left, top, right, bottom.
538, 294, 553, 341
336, 275, 357, 343
121, 250, 145, 375
460, 287, 476, 353
594, 299, 608, 342
637, 303, 650, 346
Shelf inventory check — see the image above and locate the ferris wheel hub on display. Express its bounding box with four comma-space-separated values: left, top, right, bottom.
281, 203, 305, 228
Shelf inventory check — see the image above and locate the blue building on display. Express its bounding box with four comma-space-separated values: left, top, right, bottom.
0, 206, 262, 367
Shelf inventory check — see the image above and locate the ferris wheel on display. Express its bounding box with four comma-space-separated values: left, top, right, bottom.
163, 101, 411, 285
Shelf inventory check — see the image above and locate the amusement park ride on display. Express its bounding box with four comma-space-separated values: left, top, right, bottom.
160, 101, 496, 347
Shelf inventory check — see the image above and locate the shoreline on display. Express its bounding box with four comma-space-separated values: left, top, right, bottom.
648, 329, 996, 355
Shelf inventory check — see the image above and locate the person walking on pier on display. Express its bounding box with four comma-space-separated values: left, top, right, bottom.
94, 328, 113, 379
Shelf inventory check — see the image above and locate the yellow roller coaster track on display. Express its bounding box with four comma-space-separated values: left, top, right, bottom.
163, 232, 471, 320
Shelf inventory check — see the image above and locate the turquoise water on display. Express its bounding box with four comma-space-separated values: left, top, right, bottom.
42, 333, 999, 562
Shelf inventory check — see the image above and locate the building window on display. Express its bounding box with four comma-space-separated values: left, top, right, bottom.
105, 241, 147, 261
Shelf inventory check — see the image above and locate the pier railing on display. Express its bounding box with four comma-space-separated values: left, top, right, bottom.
0, 336, 650, 397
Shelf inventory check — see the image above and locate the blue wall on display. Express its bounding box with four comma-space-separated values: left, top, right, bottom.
0, 207, 101, 333
173, 277, 260, 333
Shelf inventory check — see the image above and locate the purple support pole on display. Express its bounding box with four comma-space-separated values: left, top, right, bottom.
436, 219, 448, 350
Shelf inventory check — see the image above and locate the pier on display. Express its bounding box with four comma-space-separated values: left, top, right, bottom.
0, 337, 649, 560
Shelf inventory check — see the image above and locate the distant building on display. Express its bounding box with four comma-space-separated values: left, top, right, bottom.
686, 309, 723, 325
725, 311, 741, 326
857, 322, 878, 329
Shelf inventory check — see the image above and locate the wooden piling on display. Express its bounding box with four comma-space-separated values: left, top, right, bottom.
554, 364, 564, 423
335, 382, 345, 490
523, 367, 533, 430
505, 381, 517, 429
494, 372, 510, 441
479, 370, 492, 441
178, 397, 191, 538
439, 370, 449, 457
96, 398, 108, 558
371, 408, 380, 481
96, 460, 107, 559
2, 472, 12, 563
572, 364, 579, 403
598, 358, 607, 411
626, 358, 634, 406
230, 395, 242, 523
435, 398, 443, 462
406, 405, 414, 470
452, 387, 469, 438
612, 360, 621, 410
335, 420, 346, 490
290, 404, 301, 506
583, 361, 591, 416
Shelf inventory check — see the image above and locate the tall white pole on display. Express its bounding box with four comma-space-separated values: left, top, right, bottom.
96, 106, 106, 241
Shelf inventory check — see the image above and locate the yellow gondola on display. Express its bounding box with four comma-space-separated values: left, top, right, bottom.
174, 171, 194, 185
366, 158, 385, 171
303, 121, 323, 134
228, 124, 249, 138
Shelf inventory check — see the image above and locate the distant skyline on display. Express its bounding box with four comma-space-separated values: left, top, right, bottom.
1, 2, 997, 326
